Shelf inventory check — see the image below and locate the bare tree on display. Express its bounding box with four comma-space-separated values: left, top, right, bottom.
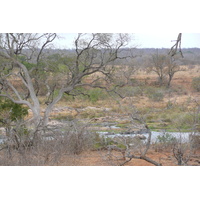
42, 33, 135, 126
165, 55, 185, 87
0, 33, 57, 130
123, 106, 162, 166
108, 103, 162, 166
172, 134, 192, 166
148, 52, 167, 86
0, 33, 134, 133
169, 33, 184, 58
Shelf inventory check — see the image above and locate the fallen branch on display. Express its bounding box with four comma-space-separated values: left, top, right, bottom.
127, 154, 162, 166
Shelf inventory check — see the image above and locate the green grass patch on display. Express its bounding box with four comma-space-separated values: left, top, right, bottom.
52, 114, 75, 121
116, 123, 129, 128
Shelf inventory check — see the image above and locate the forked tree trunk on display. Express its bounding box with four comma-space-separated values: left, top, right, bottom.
167, 74, 173, 88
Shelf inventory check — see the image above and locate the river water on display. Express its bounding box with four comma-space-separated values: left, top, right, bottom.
97, 130, 193, 143
0, 122, 195, 144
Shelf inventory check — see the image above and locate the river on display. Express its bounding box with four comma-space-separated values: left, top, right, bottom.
97, 130, 193, 143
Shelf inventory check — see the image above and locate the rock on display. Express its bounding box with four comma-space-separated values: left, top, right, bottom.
135, 129, 150, 134
135, 134, 147, 140
91, 118, 103, 122
104, 132, 115, 136
0, 127, 6, 135
80, 106, 111, 112
104, 108, 112, 111
47, 120, 64, 126
52, 108, 60, 112
120, 131, 136, 135
121, 132, 130, 135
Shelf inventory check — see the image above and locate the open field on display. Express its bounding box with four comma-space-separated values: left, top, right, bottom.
0, 65, 197, 166
44, 65, 200, 132
0, 62, 200, 166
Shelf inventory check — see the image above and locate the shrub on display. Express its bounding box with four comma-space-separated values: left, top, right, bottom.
74, 87, 108, 103
192, 77, 200, 92
145, 87, 164, 102
0, 98, 31, 149
157, 133, 176, 144
115, 86, 135, 97
93, 133, 118, 150
88, 88, 107, 103
0, 98, 28, 126
61, 122, 94, 154
172, 112, 200, 131
154, 133, 177, 152
129, 78, 138, 85
189, 134, 200, 151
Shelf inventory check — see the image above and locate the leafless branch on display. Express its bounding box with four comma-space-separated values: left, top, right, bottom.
169, 33, 184, 58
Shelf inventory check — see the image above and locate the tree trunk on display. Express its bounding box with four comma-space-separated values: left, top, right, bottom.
43, 86, 74, 127
31, 107, 42, 127
167, 74, 173, 88
42, 89, 65, 127
17, 62, 42, 128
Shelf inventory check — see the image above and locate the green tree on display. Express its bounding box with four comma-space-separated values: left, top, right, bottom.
0, 97, 28, 135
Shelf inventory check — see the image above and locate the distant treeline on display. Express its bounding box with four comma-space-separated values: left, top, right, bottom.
12, 48, 200, 67
47, 48, 200, 66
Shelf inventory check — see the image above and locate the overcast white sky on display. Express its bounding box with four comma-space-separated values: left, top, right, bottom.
134, 33, 200, 48
54, 33, 200, 49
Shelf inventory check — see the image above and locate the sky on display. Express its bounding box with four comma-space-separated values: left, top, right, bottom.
54, 33, 200, 49
134, 33, 200, 48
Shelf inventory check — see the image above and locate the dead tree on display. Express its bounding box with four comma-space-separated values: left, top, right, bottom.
169, 33, 184, 58
119, 106, 162, 166
0, 33, 135, 132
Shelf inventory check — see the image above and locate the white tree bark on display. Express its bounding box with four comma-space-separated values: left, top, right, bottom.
0, 33, 135, 131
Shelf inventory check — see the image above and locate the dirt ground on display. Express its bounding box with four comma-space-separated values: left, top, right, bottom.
56, 149, 200, 166
1, 66, 200, 166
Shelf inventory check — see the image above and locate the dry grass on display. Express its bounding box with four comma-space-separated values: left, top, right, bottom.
1, 65, 200, 166
1, 148, 199, 166
24, 65, 200, 122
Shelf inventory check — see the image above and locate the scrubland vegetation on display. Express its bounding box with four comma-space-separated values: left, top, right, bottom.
0, 33, 199, 166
